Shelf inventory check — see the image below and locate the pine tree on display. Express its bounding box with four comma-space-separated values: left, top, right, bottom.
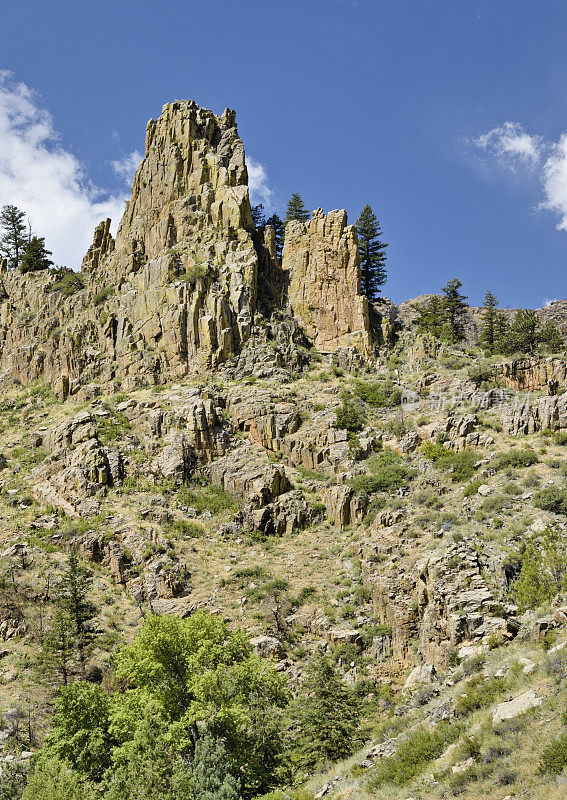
0, 205, 27, 269
416, 295, 446, 339
294, 651, 359, 768
266, 213, 284, 261
192, 733, 242, 800
57, 551, 95, 662
356, 204, 388, 301
479, 290, 500, 353
251, 204, 266, 228
284, 193, 310, 224
441, 278, 468, 342
540, 321, 564, 353
507, 309, 541, 355
20, 236, 53, 274
40, 606, 75, 686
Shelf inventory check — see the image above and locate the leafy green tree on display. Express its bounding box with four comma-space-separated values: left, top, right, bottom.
266, 214, 284, 261
293, 651, 359, 769
20, 236, 53, 273
355, 204, 388, 300
103, 709, 192, 800
21, 755, 95, 800
251, 204, 266, 228
113, 612, 289, 795
335, 394, 366, 432
506, 309, 540, 355
192, 732, 242, 800
284, 194, 310, 224
0, 761, 27, 800
0, 204, 27, 269
46, 682, 113, 781
441, 278, 468, 342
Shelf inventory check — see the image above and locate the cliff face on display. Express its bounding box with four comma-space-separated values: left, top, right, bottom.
0, 101, 377, 396
282, 208, 372, 353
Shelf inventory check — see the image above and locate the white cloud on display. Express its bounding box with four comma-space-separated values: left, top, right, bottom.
246, 156, 274, 210
111, 150, 143, 185
473, 122, 543, 167
0, 71, 128, 268
472, 121, 567, 231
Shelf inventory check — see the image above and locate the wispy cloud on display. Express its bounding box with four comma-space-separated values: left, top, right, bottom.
472, 121, 567, 231
472, 122, 543, 167
246, 156, 274, 210
0, 71, 127, 268
111, 150, 143, 185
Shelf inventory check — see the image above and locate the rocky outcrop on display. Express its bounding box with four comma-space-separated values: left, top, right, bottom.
498, 357, 567, 392
501, 392, 567, 435
282, 209, 372, 353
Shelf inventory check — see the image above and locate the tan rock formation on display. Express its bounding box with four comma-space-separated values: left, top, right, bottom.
282, 208, 372, 353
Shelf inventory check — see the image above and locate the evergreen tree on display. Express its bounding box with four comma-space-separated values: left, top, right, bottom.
294, 651, 359, 768
40, 606, 75, 686
479, 290, 504, 354
356, 204, 388, 301
57, 551, 95, 663
441, 278, 468, 342
251, 204, 266, 228
540, 321, 565, 353
0, 204, 27, 269
504, 310, 565, 355
192, 733, 242, 800
20, 236, 53, 274
266, 213, 284, 261
416, 295, 446, 340
284, 193, 310, 224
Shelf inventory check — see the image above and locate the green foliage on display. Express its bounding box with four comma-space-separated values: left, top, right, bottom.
534, 486, 567, 515
22, 755, 95, 800
478, 290, 509, 354
355, 204, 388, 300
20, 236, 53, 273
171, 518, 205, 537
353, 379, 400, 407
265, 214, 284, 261
335, 395, 366, 432
284, 193, 310, 223
0, 204, 27, 269
463, 479, 483, 497
467, 361, 495, 388
349, 448, 415, 494
251, 204, 266, 228
494, 448, 539, 470
46, 682, 113, 780
192, 732, 242, 800
180, 262, 207, 286
368, 723, 460, 788
454, 675, 506, 716
48, 269, 85, 297
420, 442, 478, 482
292, 651, 359, 769
177, 482, 239, 515
416, 278, 468, 342
540, 733, 567, 775
513, 528, 567, 609
93, 286, 114, 306
500, 309, 564, 355
0, 761, 27, 800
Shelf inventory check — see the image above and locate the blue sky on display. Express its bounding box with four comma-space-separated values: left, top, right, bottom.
1, 0, 566, 307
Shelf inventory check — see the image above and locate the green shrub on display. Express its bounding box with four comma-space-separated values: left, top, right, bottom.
353, 379, 401, 408
554, 431, 567, 446
454, 674, 506, 717
335, 395, 366, 432
349, 449, 415, 495
534, 486, 567, 515
180, 262, 207, 286
47, 269, 85, 297
494, 448, 539, 470
172, 519, 205, 537
93, 286, 114, 306
177, 482, 239, 515
513, 528, 567, 609
421, 442, 479, 483
540, 733, 567, 775
368, 723, 461, 788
